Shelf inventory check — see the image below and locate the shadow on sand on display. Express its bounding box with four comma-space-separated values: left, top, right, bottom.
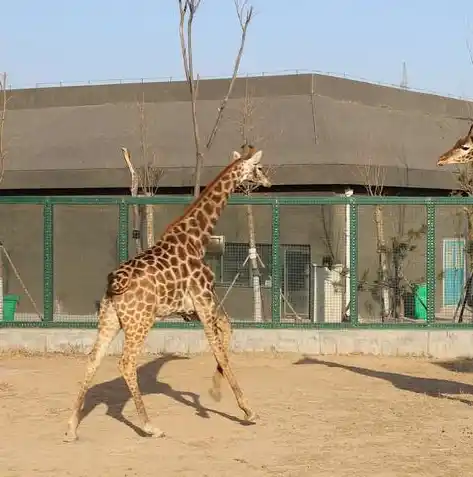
433, 358, 473, 374
78, 354, 248, 436
294, 356, 473, 407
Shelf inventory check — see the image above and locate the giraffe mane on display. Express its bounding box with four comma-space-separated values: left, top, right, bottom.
163, 149, 254, 234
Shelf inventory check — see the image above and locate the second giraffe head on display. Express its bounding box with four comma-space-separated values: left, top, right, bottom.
233, 145, 272, 189
437, 123, 473, 166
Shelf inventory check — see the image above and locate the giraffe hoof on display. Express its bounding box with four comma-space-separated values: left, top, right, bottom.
244, 410, 259, 423
63, 430, 78, 443
143, 423, 165, 438
208, 387, 222, 402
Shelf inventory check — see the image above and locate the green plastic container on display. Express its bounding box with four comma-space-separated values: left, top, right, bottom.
2, 294, 20, 322
414, 284, 427, 320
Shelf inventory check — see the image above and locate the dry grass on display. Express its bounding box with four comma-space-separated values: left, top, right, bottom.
0, 352, 473, 476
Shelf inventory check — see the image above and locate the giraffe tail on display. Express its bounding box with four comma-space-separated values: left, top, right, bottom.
106, 268, 132, 295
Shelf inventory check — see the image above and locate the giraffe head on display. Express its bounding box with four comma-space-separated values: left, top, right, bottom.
233, 144, 271, 188
437, 124, 473, 167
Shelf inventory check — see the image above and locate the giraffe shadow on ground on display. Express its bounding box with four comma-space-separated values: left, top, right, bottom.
293, 356, 473, 407
433, 358, 473, 374
79, 354, 248, 437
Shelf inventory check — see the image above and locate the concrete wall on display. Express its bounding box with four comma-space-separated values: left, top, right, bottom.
2, 328, 473, 359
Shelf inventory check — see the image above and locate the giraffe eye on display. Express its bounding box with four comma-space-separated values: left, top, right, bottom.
462, 145, 470, 151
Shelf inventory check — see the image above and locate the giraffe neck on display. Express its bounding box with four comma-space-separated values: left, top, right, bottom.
163, 160, 243, 255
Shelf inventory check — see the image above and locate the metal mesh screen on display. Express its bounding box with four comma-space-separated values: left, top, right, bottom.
0, 204, 44, 322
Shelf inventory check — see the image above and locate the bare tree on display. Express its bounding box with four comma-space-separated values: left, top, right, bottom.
122, 147, 142, 253
122, 95, 164, 254
447, 161, 473, 270
0, 72, 6, 321
0, 72, 7, 184
136, 95, 164, 248
459, 39, 473, 269
234, 79, 280, 322
356, 156, 436, 322
357, 161, 390, 321
178, 0, 254, 197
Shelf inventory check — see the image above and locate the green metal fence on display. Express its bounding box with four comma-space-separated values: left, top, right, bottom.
2, 194, 473, 329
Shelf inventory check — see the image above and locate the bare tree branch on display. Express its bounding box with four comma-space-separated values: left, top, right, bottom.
467, 38, 473, 67
309, 74, 318, 145
178, 0, 254, 198
356, 161, 386, 197
179, 0, 204, 198
205, 0, 254, 150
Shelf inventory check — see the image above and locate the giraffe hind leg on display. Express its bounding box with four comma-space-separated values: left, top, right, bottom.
65, 297, 121, 442
195, 297, 258, 423
208, 310, 232, 402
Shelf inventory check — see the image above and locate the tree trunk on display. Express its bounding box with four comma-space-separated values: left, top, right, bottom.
391, 237, 404, 322
145, 193, 155, 248
121, 148, 143, 254
374, 204, 390, 321
132, 204, 142, 254
246, 202, 263, 322
466, 207, 473, 273
0, 244, 3, 320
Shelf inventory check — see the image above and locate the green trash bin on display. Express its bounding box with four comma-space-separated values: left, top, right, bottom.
2, 294, 20, 322
414, 284, 427, 320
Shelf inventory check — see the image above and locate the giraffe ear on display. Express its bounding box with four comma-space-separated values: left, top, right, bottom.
232, 151, 241, 161
247, 150, 263, 163
468, 123, 473, 139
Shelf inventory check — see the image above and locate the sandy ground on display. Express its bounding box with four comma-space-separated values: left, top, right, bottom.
1, 352, 473, 477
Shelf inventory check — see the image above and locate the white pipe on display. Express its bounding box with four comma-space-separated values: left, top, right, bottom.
344, 188, 353, 317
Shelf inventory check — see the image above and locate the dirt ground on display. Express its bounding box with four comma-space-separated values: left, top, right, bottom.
1, 352, 473, 477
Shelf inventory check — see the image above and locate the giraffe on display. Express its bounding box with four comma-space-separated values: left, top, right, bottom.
437, 123, 473, 166
65, 145, 271, 441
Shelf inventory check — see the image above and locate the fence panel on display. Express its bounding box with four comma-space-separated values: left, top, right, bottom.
278, 203, 347, 324
53, 204, 120, 322
208, 203, 273, 323
434, 204, 471, 324
356, 203, 427, 324
0, 203, 44, 322
3, 195, 473, 329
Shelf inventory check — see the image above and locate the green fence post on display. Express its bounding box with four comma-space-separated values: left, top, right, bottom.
349, 200, 359, 325
118, 201, 129, 264
271, 201, 281, 324
425, 201, 436, 325
43, 199, 54, 322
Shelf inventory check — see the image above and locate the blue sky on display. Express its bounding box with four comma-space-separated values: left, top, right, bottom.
3, 0, 473, 98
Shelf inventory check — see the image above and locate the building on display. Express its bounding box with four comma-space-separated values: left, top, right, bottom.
1, 73, 471, 321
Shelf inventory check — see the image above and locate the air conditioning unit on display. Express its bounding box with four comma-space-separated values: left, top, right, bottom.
208, 235, 225, 255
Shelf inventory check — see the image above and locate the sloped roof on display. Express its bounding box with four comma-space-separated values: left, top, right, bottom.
2, 73, 471, 190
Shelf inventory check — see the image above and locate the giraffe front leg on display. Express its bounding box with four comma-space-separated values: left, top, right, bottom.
118, 329, 165, 438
